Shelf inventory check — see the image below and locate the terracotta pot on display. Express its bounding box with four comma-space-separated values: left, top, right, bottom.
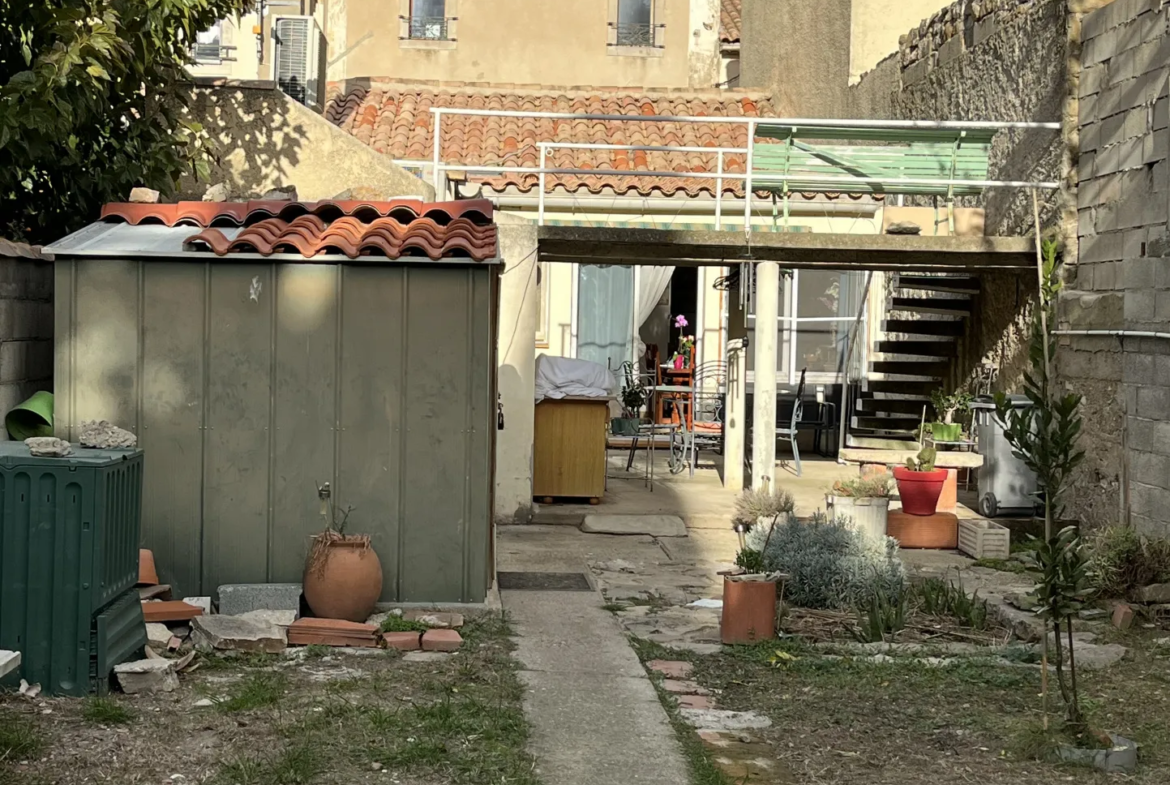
303, 536, 383, 622
138, 549, 159, 586
893, 466, 948, 516
721, 575, 777, 644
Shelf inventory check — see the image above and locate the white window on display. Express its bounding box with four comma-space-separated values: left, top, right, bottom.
616, 0, 653, 46
410, 0, 448, 40
194, 21, 224, 63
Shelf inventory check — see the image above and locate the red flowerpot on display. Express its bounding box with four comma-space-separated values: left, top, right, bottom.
893, 466, 949, 516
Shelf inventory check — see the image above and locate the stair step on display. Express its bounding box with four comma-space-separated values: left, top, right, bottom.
865, 380, 937, 397
891, 297, 972, 317
884, 318, 966, 337
875, 340, 957, 357
853, 415, 923, 431
897, 276, 980, 295
857, 397, 934, 415
846, 435, 922, 450
870, 360, 948, 378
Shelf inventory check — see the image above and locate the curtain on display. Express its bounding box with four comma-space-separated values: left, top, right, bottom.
634, 266, 674, 360
577, 265, 635, 371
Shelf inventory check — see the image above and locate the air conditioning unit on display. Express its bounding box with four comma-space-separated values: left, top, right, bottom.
272, 16, 325, 109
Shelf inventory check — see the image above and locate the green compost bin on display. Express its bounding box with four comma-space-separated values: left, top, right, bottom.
0, 442, 146, 696
5, 390, 53, 440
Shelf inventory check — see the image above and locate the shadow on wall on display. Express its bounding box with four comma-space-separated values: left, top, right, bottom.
496, 362, 534, 524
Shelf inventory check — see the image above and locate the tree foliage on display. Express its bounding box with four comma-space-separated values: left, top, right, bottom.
1, 0, 251, 243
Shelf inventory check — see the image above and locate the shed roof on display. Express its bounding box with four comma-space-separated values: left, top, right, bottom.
721, 0, 741, 44
47, 199, 499, 262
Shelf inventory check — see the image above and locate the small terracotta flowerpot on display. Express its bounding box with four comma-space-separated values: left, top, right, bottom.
138, 549, 159, 586
721, 575, 777, 644
303, 535, 383, 622
894, 466, 949, 516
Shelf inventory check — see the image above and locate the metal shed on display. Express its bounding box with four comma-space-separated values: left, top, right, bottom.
45, 199, 500, 603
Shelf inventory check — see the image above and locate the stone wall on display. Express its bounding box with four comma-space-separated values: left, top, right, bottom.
178, 81, 433, 202
849, 0, 1075, 393
0, 240, 53, 428
1061, 0, 1170, 534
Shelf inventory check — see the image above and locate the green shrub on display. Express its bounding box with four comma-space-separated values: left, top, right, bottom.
745, 511, 905, 610
914, 576, 990, 630
1087, 527, 1170, 597
853, 590, 908, 642
733, 487, 796, 526
830, 476, 891, 498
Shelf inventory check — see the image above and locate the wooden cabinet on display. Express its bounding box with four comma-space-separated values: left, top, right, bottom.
533, 397, 609, 502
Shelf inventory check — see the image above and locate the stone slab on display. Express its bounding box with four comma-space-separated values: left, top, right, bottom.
217, 583, 302, 615
402, 651, 454, 663
581, 514, 687, 537
679, 708, 772, 731
145, 623, 173, 651
191, 615, 286, 654
0, 650, 20, 679
114, 658, 178, 694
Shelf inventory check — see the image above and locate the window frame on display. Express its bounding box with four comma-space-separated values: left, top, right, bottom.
535, 262, 550, 349
607, 0, 665, 58
399, 0, 458, 50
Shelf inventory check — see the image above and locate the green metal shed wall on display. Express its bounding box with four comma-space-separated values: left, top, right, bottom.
54, 259, 496, 603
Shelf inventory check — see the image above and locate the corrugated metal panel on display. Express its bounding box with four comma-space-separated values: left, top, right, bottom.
55, 258, 497, 603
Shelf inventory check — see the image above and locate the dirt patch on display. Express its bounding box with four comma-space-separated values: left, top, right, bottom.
1, 613, 537, 785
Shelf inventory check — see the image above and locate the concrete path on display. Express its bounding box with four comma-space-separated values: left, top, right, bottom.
503, 589, 690, 784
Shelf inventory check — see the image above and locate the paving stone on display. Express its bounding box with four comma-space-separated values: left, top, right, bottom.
646, 659, 693, 679
114, 659, 178, 694
662, 679, 710, 695
237, 609, 298, 638
217, 583, 302, 615
402, 610, 464, 629
191, 615, 286, 654
582, 514, 687, 537
383, 632, 422, 651
679, 708, 772, 730
402, 651, 454, 663
677, 694, 714, 710
421, 629, 463, 651
145, 623, 172, 651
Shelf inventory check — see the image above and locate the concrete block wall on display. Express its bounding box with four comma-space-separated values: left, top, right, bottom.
1063, 0, 1170, 534
0, 240, 53, 427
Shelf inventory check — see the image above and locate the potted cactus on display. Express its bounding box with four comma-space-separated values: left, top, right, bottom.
893, 446, 948, 516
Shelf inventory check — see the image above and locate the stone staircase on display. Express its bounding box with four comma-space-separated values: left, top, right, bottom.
846, 274, 979, 450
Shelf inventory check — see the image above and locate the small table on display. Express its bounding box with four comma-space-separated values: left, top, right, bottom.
643, 384, 694, 490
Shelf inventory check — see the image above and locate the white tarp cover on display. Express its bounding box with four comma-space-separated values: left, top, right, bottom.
534, 355, 616, 403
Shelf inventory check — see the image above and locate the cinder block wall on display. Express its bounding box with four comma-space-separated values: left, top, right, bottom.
1063, 0, 1170, 534
0, 240, 54, 428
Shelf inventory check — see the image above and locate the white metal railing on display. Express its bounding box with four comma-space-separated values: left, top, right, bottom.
428, 107, 1062, 229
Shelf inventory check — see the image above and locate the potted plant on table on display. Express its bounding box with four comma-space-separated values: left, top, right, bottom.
612, 361, 647, 436
827, 475, 891, 543
929, 389, 973, 442
671, 314, 695, 370
303, 482, 383, 622
893, 446, 948, 516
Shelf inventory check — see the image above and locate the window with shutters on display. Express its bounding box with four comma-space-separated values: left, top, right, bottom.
607, 0, 664, 56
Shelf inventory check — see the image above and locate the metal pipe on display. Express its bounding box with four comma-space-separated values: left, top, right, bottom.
432, 109, 443, 193
427, 107, 1061, 130
744, 119, 755, 238
715, 151, 724, 230
538, 146, 547, 225
539, 141, 746, 154
488, 194, 879, 216
1054, 329, 1170, 340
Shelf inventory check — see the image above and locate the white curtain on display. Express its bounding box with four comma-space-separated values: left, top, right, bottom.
634, 266, 674, 361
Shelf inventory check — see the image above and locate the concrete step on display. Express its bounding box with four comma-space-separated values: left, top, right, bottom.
857, 397, 933, 415
870, 360, 948, 379
865, 379, 937, 397
853, 414, 922, 432
897, 276, 980, 295
890, 297, 972, 317
875, 340, 957, 357
883, 318, 966, 337
846, 434, 921, 450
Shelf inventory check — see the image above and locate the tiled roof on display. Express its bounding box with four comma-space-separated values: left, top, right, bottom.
324, 81, 778, 198
721, 0, 741, 44
100, 199, 497, 261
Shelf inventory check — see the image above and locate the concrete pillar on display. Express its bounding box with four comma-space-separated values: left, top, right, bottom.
751, 262, 780, 491
724, 338, 748, 491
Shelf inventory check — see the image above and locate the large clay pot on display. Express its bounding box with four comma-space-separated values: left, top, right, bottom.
721, 575, 777, 644
893, 466, 949, 516
302, 535, 383, 622
828, 495, 890, 544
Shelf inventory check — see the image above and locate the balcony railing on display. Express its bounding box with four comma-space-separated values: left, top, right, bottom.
610, 22, 663, 48
404, 16, 451, 41
191, 43, 237, 64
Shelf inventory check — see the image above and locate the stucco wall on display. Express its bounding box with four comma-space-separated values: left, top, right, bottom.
848, 0, 1073, 394
848, 0, 954, 84
328, 0, 717, 89
0, 240, 52, 427
179, 83, 433, 201
1062, 0, 1170, 534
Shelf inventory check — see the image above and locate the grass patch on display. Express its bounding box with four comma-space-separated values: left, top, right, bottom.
81, 697, 134, 725
974, 557, 1029, 574
378, 615, 429, 633
213, 671, 287, 713
0, 709, 43, 764
300, 644, 330, 660
213, 742, 326, 785
601, 603, 628, 613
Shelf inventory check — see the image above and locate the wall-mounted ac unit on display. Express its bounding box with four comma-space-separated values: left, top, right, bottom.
273, 15, 325, 109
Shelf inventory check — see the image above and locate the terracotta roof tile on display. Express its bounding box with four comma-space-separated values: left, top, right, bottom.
324, 81, 780, 198
100, 199, 497, 261
721, 0, 741, 44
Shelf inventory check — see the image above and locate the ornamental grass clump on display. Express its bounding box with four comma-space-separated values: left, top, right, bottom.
745, 511, 905, 610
